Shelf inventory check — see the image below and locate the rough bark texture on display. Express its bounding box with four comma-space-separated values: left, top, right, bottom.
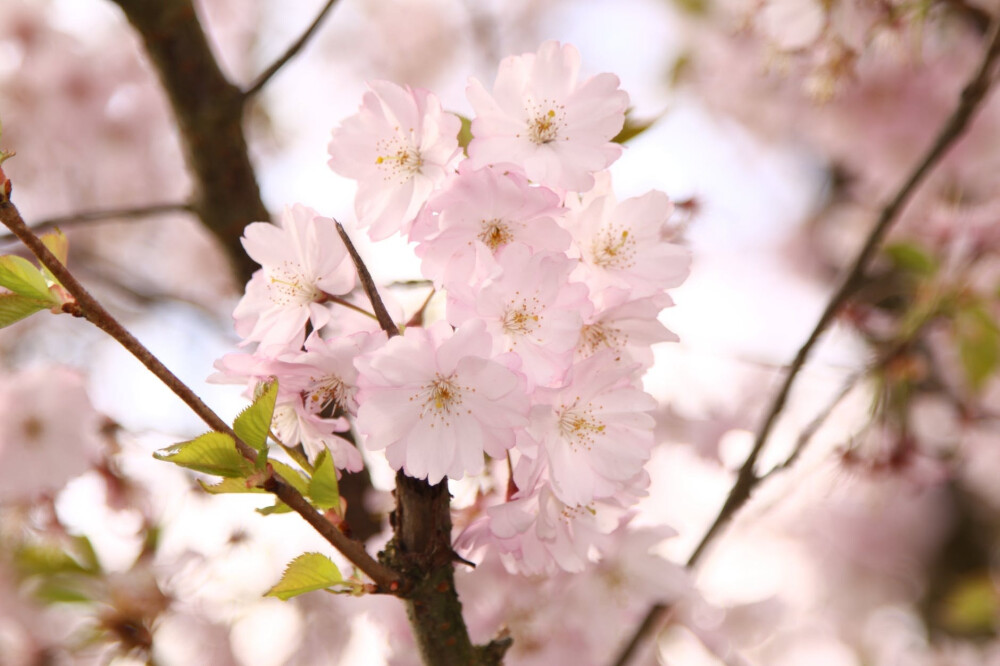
109, 0, 267, 283
386, 473, 511, 666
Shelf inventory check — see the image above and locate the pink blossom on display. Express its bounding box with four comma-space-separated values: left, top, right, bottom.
412, 164, 569, 287
530, 351, 657, 506
446, 244, 591, 388
328, 81, 462, 239
577, 290, 679, 370
232, 204, 355, 350
355, 321, 530, 484
565, 187, 690, 300
0, 366, 104, 502
466, 41, 629, 192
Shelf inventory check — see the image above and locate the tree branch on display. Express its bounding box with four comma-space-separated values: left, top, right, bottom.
108, 0, 269, 284
242, 0, 342, 99
611, 17, 1000, 666
0, 202, 194, 242
0, 196, 402, 593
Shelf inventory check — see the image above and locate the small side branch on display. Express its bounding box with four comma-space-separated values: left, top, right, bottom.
611, 18, 1000, 666
335, 221, 400, 336
0, 197, 402, 592
0, 202, 193, 242
243, 0, 342, 99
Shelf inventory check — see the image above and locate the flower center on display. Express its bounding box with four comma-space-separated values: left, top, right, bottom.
501, 293, 543, 344
306, 374, 352, 416
558, 401, 605, 452
579, 322, 625, 358
374, 132, 423, 184
21, 415, 45, 446
267, 262, 321, 306
522, 99, 567, 145
478, 218, 514, 251
412, 374, 469, 428
591, 225, 635, 270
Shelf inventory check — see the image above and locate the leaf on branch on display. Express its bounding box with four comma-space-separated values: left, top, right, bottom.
884, 241, 938, 277
198, 477, 267, 495
0, 255, 57, 301
271, 459, 311, 495
456, 114, 473, 152
308, 449, 341, 512
613, 109, 658, 144
154, 432, 252, 478
0, 293, 52, 328
956, 304, 1000, 392
256, 500, 294, 516
265, 552, 343, 601
234, 377, 278, 467
38, 229, 69, 285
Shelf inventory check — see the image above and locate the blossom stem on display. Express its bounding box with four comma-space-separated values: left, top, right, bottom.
0, 196, 403, 593
335, 221, 400, 336
320, 291, 378, 321
612, 16, 1000, 666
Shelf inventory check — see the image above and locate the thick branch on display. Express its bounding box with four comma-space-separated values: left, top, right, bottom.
108, 0, 268, 284
611, 18, 1000, 666
0, 196, 401, 592
242, 0, 342, 99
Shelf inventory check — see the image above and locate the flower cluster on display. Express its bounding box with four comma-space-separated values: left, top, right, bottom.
215, 41, 689, 574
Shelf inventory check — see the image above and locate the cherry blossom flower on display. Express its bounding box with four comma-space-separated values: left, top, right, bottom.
355, 320, 529, 484
565, 187, 690, 300
446, 244, 591, 388
0, 366, 104, 502
529, 351, 657, 506
412, 164, 569, 287
466, 41, 629, 192
232, 204, 355, 350
577, 290, 679, 370
328, 80, 462, 239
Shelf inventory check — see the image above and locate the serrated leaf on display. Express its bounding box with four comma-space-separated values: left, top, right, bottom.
198, 477, 267, 495
0, 292, 50, 328
308, 449, 341, 512
0, 255, 55, 300
885, 241, 938, 277
271, 460, 310, 495
265, 553, 343, 601
233, 378, 278, 466
456, 114, 473, 152
153, 431, 251, 478
956, 306, 1000, 392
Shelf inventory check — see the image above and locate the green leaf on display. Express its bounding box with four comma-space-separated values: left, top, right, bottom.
256, 500, 293, 516
198, 477, 267, 495
153, 431, 251, 478
0, 292, 50, 328
0, 255, 55, 300
308, 449, 341, 512
938, 574, 998, 635
271, 460, 310, 496
956, 306, 1000, 392
38, 229, 69, 285
885, 241, 938, 277
456, 114, 473, 152
233, 378, 278, 466
265, 552, 343, 601
34, 579, 94, 604
613, 109, 659, 144
14, 543, 90, 577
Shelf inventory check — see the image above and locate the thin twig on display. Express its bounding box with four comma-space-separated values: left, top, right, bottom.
612, 18, 1000, 666
243, 0, 342, 99
0, 197, 403, 592
0, 202, 194, 242
335, 221, 400, 336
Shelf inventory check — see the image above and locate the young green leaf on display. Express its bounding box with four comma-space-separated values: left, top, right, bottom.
233, 378, 278, 466
884, 241, 938, 277
265, 552, 343, 601
270, 460, 311, 496
256, 500, 294, 516
38, 229, 69, 285
198, 477, 267, 495
153, 431, 251, 478
456, 114, 473, 152
0, 293, 51, 328
0, 255, 55, 301
956, 305, 1000, 392
308, 449, 341, 512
